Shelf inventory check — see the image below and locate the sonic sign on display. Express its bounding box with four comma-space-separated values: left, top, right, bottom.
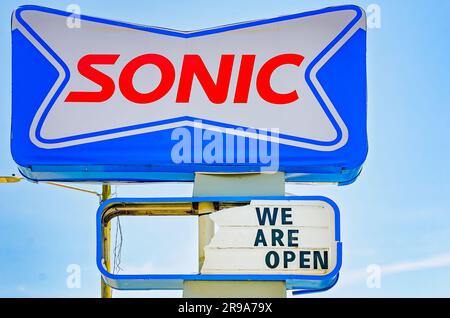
11, 5, 367, 183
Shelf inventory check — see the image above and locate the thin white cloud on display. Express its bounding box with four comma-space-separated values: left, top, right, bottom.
340, 252, 450, 286
381, 253, 450, 274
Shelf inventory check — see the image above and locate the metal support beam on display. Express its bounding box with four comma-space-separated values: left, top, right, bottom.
100, 184, 112, 298
198, 202, 215, 271
183, 172, 287, 298
183, 281, 286, 298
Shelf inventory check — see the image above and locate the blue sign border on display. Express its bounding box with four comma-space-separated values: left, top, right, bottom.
14, 4, 362, 148
96, 196, 342, 291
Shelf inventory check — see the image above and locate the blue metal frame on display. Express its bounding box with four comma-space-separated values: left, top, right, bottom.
96, 196, 342, 291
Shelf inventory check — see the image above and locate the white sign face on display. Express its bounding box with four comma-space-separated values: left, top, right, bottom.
12, 6, 366, 150
201, 200, 338, 275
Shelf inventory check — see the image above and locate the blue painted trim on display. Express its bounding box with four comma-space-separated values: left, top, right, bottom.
96, 196, 342, 290
292, 273, 340, 295
17, 165, 363, 185
14, 5, 363, 148
14, 7, 71, 145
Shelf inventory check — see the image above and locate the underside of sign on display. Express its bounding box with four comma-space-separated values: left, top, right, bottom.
11, 5, 367, 184
96, 196, 341, 292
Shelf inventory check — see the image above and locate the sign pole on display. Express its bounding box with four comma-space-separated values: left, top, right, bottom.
183, 173, 287, 298
100, 184, 112, 298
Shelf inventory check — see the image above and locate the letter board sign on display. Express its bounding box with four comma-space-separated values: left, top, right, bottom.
202, 200, 338, 275
97, 196, 341, 291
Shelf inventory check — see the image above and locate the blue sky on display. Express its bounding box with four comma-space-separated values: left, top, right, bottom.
1, 0, 450, 297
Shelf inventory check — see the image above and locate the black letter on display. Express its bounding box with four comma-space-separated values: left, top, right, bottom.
283, 251, 296, 268
271, 229, 284, 246
299, 251, 311, 269
256, 207, 278, 225
313, 251, 329, 270
265, 251, 280, 269
254, 229, 267, 246
287, 229, 299, 247
281, 208, 293, 225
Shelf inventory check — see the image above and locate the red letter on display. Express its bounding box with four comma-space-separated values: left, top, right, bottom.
119, 54, 175, 104
233, 55, 256, 103
65, 54, 119, 103
256, 54, 304, 104
176, 54, 234, 104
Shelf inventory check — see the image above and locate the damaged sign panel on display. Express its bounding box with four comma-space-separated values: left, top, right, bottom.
202, 200, 339, 275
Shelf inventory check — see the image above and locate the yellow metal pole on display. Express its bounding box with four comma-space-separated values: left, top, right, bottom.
46, 182, 100, 197
198, 202, 215, 271
0, 176, 22, 183
101, 184, 112, 298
